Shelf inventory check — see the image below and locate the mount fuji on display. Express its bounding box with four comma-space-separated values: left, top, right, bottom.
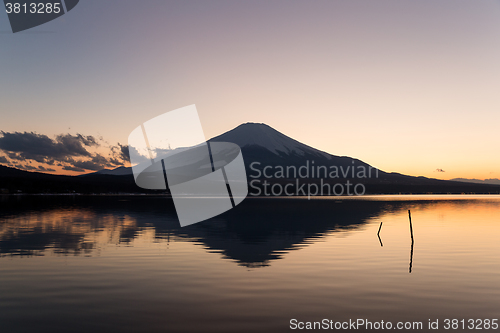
76, 122, 499, 194
97, 122, 374, 177
209, 122, 373, 173
210, 122, 332, 157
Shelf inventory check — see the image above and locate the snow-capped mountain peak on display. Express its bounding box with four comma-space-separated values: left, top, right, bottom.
209, 123, 331, 158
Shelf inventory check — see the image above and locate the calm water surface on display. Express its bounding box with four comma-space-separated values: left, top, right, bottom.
0, 195, 499, 332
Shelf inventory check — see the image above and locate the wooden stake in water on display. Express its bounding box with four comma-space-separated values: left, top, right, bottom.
408, 210, 414, 273
408, 210, 414, 242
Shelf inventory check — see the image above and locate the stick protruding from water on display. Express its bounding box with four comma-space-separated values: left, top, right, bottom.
408, 210, 414, 243
408, 210, 414, 273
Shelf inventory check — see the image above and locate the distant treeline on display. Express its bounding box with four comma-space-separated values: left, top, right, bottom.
1, 165, 499, 195
0, 166, 158, 194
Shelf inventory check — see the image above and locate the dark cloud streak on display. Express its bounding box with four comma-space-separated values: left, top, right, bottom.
62, 165, 86, 172
0, 131, 129, 173
0, 132, 95, 160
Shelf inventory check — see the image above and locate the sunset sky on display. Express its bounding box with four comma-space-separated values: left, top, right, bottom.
1, 0, 499, 179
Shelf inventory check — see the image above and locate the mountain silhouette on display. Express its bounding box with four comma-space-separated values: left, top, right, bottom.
208, 123, 500, 194
93, 166, 133, 176
209, 122, 371, 171
451, 178, 500, 185
211, 123, 333, 157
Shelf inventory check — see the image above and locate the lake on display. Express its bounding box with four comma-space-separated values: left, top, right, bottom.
0, 195, 499, 332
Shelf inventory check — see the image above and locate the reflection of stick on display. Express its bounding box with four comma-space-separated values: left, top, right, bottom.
377, 222, 383, 246
408, 210, 414, 273
409, 237, 414, 273
378, 234, 383, 247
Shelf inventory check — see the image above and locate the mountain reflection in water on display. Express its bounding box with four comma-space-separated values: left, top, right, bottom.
1, 196, 397, 266
1, 195, 499, 333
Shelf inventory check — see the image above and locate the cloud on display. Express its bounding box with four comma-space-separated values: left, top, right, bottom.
0, 131, 130, 173
63, 153, 124, 171
0, 132, 97, 162
62, 165, 86, 172
38, 165, 55, 172
435, 168, 445, 173
119, 144, 130, 161
13, 164, 37, 171
125, 145, 150, 166
6, 152, 27, 161
110, 143, 130, 163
